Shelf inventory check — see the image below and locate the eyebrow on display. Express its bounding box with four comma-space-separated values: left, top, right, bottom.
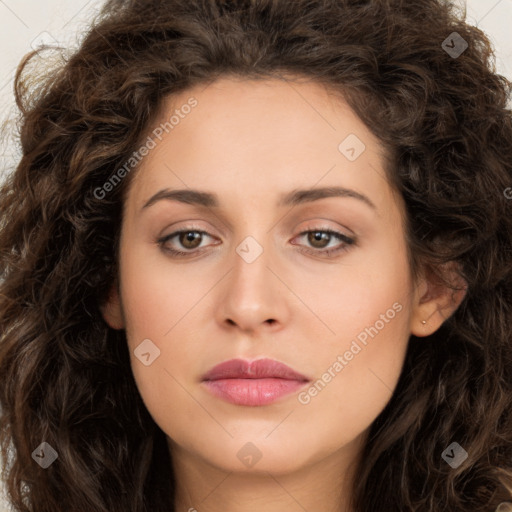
141, 186, 377, 211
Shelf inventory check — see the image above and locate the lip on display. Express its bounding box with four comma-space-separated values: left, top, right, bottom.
201, 358, 310, 406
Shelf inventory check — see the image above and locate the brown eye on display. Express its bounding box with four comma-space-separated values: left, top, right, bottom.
179, 231, 203, 249
157, 228, 216, 257
292, 228, 356, 258
307, 231, 331, 249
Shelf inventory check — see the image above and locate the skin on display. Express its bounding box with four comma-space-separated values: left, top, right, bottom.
101, 75, 466, 512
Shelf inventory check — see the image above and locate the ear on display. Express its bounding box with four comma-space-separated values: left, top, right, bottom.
410, 261, 467, 337
99, 282, 125, 330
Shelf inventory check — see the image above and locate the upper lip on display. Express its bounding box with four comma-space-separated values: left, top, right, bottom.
202, 358, 310, 382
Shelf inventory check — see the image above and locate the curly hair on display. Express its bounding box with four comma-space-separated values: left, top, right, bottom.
1, 0, 511, 510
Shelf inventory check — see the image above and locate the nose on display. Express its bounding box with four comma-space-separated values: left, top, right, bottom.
215, 238, 290, 335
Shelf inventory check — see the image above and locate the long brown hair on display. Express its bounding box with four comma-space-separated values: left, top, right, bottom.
1, 0, 511, 510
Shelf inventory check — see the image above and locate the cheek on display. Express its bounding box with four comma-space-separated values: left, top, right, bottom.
295, 297, 411, 452
297, 242, 412, 428
118, 242, 206, 345
303, 234, 412, 355
117, 243, 215, 435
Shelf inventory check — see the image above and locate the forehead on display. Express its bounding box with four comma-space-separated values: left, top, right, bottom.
125, 76, 396, 216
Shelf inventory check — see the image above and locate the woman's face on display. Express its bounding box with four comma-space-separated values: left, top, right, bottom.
102, 76, 430, 477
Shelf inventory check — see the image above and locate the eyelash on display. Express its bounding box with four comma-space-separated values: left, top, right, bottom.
156, 225, 356, 258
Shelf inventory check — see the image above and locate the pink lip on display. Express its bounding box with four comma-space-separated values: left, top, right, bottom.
201, 358, 310, 406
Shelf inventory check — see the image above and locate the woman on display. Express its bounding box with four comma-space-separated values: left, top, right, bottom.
0, 0, 511, 510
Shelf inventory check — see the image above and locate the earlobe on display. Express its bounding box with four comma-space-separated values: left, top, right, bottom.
100, 283, 125, 330
410, 262, 467, 337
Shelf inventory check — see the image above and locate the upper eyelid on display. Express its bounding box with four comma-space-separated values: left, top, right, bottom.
161, 223, 351, 237
160, 226, 355, 247
161, 218, 354, 236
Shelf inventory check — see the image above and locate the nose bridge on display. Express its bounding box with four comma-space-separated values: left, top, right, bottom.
231, 232, 273, 297
217, 227, 288, 331
229, 204, 275, 278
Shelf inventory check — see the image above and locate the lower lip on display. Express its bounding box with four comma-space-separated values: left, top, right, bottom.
202, 378, 308, 406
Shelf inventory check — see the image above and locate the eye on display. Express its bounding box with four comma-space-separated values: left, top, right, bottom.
156, 226, 356, 258
157, 228, 217, 257
292, 228, 356, 257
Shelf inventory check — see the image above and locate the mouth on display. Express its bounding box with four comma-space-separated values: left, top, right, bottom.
201, 358, 310, 406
